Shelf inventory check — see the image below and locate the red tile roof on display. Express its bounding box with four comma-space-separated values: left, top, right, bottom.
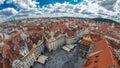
112, 27, 120, 32
90, 34, 101, 42
3, 39, 12, 45
25, 29, 43, 36
0, 62, 2, 68
3, 58, 10, 68
2, 45, 7, 57
66, 28, 77, 37
23, 23, 37, 27
45, 22, 84, 39
84, 39, 119, 68
11, 29, 43, 53
29, 33, 42, 44
101, 25, 120, 39
8, 49, 17, 62
107, 33, 120, 40
45, 22, 67, 39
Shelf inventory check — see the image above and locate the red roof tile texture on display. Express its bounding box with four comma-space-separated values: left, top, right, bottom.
107, 33, 120, 40
66, 28, 77, 37
2, 45, 7, 57
45, 22, 67, 39
45, 22, 84, 39
100, 25, 120, 40
90, 34, 101, 42
3, 58, 10, 68
84, 39, 119, 68
0, 62, 2, 68
8, 49, 17, 62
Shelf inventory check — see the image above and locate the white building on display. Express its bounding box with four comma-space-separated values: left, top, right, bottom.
65, 27, 83, 44
22, 51, 36, 68
45, 32, 65, 51
12, 59, 24, 68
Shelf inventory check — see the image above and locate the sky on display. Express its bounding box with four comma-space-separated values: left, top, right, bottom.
0, 0, 120, 22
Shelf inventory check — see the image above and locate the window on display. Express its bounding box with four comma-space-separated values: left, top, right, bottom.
95, 55, 99, 58
94, 60, 98, 63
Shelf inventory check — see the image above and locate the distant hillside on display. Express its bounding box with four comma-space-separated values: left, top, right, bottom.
1, 17, 120, 27
91, 18, 120, 25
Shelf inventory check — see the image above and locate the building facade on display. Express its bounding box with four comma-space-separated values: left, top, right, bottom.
12, 59, 24, 68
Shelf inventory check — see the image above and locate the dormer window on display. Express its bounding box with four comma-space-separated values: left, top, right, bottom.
94, 60, 98, 63
95, 55, 99, 58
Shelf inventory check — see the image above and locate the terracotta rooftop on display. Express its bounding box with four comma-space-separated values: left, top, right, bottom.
25, 29, 43, 36
107, 33, 120, 40
45, 22, 67, 39
90, 34, 101, 42
8, 49, 17, 62
3, 58, 10, 68
23, 23, 37, 27
50, 23, 66, 33
2, 45, 7, 57
3, 39, 12, 45
101, 25, 111, 34
45, 22, 84, 39
92, 39, 110, 52
112, 27, 120, 32
84, 39, 119, 68
29, 33, 42, 44
11, 30, 43, 54
101, 24, 120, 35
66, 28, 77, 37
0, 62, 2, 68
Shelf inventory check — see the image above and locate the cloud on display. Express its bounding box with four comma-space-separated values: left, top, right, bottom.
0, 0, 120, 23
98, 0, 117, 10
37, 1, 120, 22
114, 0, 120, 12
0, 7, 18, 22
0, 8, 18, 16
0, 0, 5, 5
6, 0, 39, 10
